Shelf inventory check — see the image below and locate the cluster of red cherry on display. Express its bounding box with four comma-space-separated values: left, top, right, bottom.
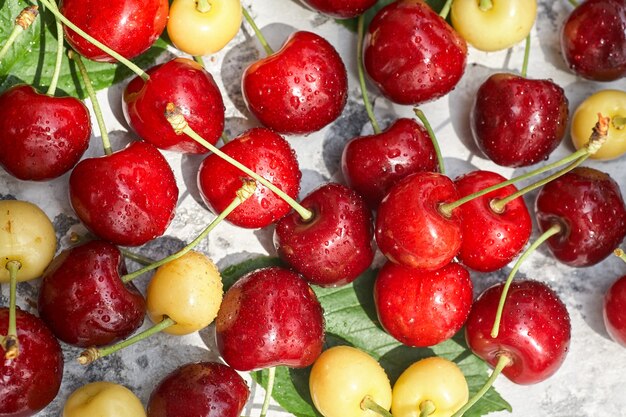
0, 0, 625, 416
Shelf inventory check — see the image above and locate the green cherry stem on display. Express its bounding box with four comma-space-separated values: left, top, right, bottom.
120, 249, 156, 266
361, 395, 394, 417
451, 355, 511, 417
259, 366, 276, 417
241, 7, 274, 56
0, 6, 39, 63
357, 14, 381, 134
479, 0, 494, 11
45, 0, 63, 95
490, 223, 562, 338
3, 260, 21, 359
220, 132, 231, 145
196, 0, 211, 13
37, 0, 149, 81
521, 34, 531, 78
78, 317, 175, 365
414, 108, 445, 175
615, 248, 626, 263
568, 0, 580, 7
439, 0, 453, 19
165, 103, 313, 221
419, 400, 436, 417
193, 55, 205, 67
69, 50, 112, 156
120, 179, 256, 283
438, 113, 610, 217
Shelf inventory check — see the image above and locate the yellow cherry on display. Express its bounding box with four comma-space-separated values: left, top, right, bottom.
451, 0, 537, 52
571, 89, 626, 161
63, 381, 146, 417
146, 250, 223, 335
0, 200, 56, 283
392, 357, 469, 417
167, 0, 242, 56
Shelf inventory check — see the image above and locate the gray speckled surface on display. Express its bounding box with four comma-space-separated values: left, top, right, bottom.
3, 0, 626, 416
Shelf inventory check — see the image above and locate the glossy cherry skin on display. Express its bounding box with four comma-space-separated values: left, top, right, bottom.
69, 141, 178, 246
455, 170, 532, 272
535, 167, 626, 267
471, 73, 569, 167
0, 85, 91, 181
243, 31, 348, 135
274, 183, 374, 287
0, 308, 64, 417
374, 261, 473, 347
123, 58, 225, 154
215, 267, 325, 371
465, 280, 571, 385
375, 172, 462, 271
59, 0, 168, 62
363, 0, 467, 105
198, 128, 301, 228
38, 240, 145, 347
604, 274, 626, 347
147, 362, 249, 417
300, 0, 377, 18
561, 0, 626, 81
341, 118, 439, 209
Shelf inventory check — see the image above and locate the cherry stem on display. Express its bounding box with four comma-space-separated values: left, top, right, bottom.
165, 103, 314, 221
490, 223, 562, 338
221, 132, 230, 145
259, 366, 276, 417
357, 14, 381, 135
3, 261, 21, 359
419, 400, 436, 417
479, 0, 494, 11
46, 1, 63, 95
360, 395, 394, 417
613, 116, 626, 130
193, 55, 205, 67
0, 6, 38, 63
414, 108, 445, 175
521, 34, 531, 79
439, 0, 453, 19
439, 113, 610, 217
451, 355, 511, 417
122, 179, 256, 283
69, 50, 112, 156
568, 0, 580, 6
241, 7, 274, 56
120, 249, 156, 266
78, 316, 175, 364
615, 248, 626, 263
196, 0, 211, 13
37, 0, 149, 81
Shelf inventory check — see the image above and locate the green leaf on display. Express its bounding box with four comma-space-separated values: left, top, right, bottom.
0, 0, 167, 98
336, 0, 449, 32
225, 257, 512, 417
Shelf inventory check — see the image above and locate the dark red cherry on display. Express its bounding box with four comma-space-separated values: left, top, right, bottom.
604, 274, 626, 347
299, 0, 377, 18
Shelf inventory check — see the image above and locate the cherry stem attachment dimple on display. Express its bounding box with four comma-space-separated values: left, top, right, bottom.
419, 400, 436, 417
613, 116, 626, 130
490, 223, 562, 338
521, 34, 531, 79
361, 395, 394, 417
451, 355, 511, 417
164, 103, 314, 221
196, 0, 211, 13
438, 113, 610, 217
0, 6, 38, 64
615, 248, 626, 263
479, 0, 494, 11
439, 0, 453, 19
78, 317, 175, 365
414, 108, 445, 175
69, 50, 112, 156
241, 7, 274, 56
37, 0, 149, 81
259, 366, 276, 417
357, 14, 381, 135
46, 1, 63, 95
3, 260, 21, 359
121, 180, 256, 283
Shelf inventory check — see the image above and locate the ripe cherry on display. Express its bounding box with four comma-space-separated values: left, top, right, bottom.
299, 0, 377, 18
604, 250, 626, 347
63, 382, 146, 417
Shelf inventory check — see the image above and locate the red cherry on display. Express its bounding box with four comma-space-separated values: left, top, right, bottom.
363, 0, 467, 105
242, 31, 348, 135
561, 0, 626, 81
38, 240, 145, 347
59, 0, 168, 62
374, 261, 473, 347
198, 128, 301, 228
123, 58, 225, 154
299, 0, 377, 18
215, 267, 325, 371
274, 183, 374, 287
0, 85, 91, 181
465, 280, 571, 385
147, 362, 250, 417
535, 167, 626, 267
455, 170, 532, 272
604, 274, 626, 347
69, 141, 178, 246
341, 118, 439, 209
0, 308, 64, 417
471, 73, 569, 167
375, 171, 462, 271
